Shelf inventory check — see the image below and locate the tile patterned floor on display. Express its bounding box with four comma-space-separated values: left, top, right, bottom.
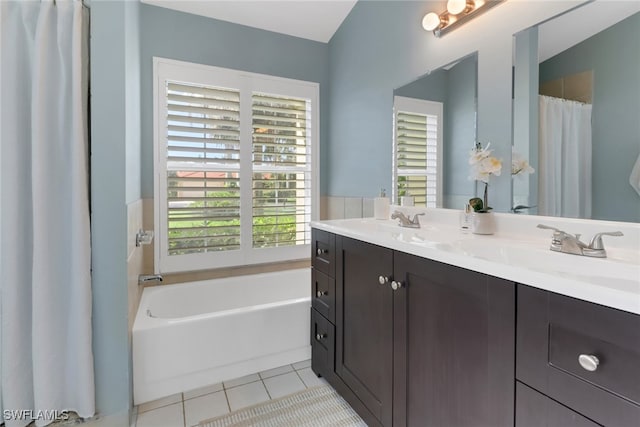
135, 359, 329, 427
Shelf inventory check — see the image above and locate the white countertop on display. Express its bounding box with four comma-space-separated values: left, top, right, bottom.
311, 210, 640, 315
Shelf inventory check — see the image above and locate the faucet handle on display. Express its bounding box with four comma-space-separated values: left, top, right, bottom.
410, 213, 425, 223
589, 231, 623, 250
537, 224, 567, 243
537, 224, 562, 233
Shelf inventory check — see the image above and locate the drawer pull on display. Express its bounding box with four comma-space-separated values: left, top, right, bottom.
316, 333, 327, 341
578, 354, 600, 372
391, 280, 404, 291
378, 275, 390, 285
317, 248, 328, 255
316, 290, 327, 298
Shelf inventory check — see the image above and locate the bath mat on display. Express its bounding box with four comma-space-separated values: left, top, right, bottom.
198, 385, 367, 427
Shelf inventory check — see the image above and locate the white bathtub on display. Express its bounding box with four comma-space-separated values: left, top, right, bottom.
132, 268, 311, 405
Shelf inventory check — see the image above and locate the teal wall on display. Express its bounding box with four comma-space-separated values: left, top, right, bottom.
395, 69, 447, 102
125, 0, 141, 204
539, 13, 640, 222
138, 4, 330, 197
444, 54, 477, 206
513, 27, 539, 211
90, 0, 140, 418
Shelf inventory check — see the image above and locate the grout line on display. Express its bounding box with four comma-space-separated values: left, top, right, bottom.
293, 368, 308, 389
262, 379, 273, 400
181, 393, 186, 427
224, 388, 232, 414
223, 378, 261, 391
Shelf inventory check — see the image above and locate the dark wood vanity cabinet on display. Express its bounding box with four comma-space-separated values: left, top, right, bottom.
335, 236, 394, 427
516, 285, 640, 427
393, 251, 515, 427
310, 229, 336, 381
312, 230, 515, 427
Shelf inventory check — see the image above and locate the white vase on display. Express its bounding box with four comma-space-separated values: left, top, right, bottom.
471, 212, 496, 235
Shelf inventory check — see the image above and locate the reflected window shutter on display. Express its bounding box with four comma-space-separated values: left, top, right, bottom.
396, 111, 439, 207
252, 93, 312, 248
165, 82, 241, 255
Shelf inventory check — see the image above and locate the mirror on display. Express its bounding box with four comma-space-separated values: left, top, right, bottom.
392, 52, 478, 209
512, 2, 640, 222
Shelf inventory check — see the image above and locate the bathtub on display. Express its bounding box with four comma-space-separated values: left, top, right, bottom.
132, 268, 311, 405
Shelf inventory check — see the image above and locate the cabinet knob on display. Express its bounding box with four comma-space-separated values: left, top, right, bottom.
578, 354, 599, 372
316, 333, 327, 341
317, 248, 327, 256
378, 275, 390, 285
316, 290, 327, 298
391, 280, 404, 291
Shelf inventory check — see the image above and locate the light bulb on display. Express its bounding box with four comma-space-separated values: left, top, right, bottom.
447, 0, 471, 15
422, 12, 441, 31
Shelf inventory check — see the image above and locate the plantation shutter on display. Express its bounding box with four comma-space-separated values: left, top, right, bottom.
165, 81, 241, 255
396, 111, 438, 206
155, 59, 318, 273
393, 96, 442, 208
252, 93, 312, 248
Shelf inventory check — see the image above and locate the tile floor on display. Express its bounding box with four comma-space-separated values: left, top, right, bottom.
135, 359, 329, 427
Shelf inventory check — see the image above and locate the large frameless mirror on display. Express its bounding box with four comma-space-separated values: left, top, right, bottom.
511, 2, 640, 222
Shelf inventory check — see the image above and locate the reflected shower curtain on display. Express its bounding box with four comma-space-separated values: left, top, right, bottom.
538, 95, 593, 218
0, 1, 95, 426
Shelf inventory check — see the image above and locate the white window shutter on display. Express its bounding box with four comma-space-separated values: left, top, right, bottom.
393, 96, 443, 208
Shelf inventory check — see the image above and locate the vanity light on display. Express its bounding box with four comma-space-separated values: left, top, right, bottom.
447, 0, 474, 15
422, 12, 446, 32
423, 0, 505, 38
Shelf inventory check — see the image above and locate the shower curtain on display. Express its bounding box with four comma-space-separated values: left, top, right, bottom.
0, 1, 94, 426
538, 95, 593, 218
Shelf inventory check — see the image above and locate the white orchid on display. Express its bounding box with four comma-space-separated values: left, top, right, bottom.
469, 142, 502, 184
511, 148, 535, 178
468, 142, 503, 211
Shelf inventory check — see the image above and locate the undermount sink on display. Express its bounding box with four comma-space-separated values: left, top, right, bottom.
435, 238, 640, 290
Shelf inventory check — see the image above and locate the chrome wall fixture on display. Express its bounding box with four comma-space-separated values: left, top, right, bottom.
422, 0, 506, 37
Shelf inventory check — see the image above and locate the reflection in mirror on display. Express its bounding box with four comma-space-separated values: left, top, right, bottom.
393, 52, 478, 209
512, 3, 640, 222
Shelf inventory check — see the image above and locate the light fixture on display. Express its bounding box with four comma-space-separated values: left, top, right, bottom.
447, 0, 474, 15
422, 12, 447, 32
422, 0, 505, 38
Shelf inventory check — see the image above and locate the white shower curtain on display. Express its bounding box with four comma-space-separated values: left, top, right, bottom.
538, 95, 593, 218
0, 1, 94, 426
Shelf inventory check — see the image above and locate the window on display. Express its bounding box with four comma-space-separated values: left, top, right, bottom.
154, 58, 318, 273
392, 96, 443, 207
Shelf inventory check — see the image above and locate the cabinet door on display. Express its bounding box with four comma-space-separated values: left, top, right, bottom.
516, 381, 601, 427
335, 236, 394, 427
393, 252, 515, 427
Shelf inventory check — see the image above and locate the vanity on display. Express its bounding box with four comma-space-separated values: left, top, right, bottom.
309, 210, 640, 427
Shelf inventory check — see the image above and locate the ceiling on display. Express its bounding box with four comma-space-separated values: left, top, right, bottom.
140, 0, 358, 43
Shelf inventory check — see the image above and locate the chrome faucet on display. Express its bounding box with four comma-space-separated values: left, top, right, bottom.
391, 211, 424, 228
139, 274, 163, 284
511, 205, 536, 214
537, 224, 623, 258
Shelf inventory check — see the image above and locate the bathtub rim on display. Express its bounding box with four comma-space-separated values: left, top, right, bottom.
133, 267, 311, 330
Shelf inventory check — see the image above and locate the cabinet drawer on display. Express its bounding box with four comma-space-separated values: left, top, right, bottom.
312, 229, 335, 277
517, 285, 640, 426
516, 381, 599, 427
312, 268, 335, 323
311, 308, 334, 379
